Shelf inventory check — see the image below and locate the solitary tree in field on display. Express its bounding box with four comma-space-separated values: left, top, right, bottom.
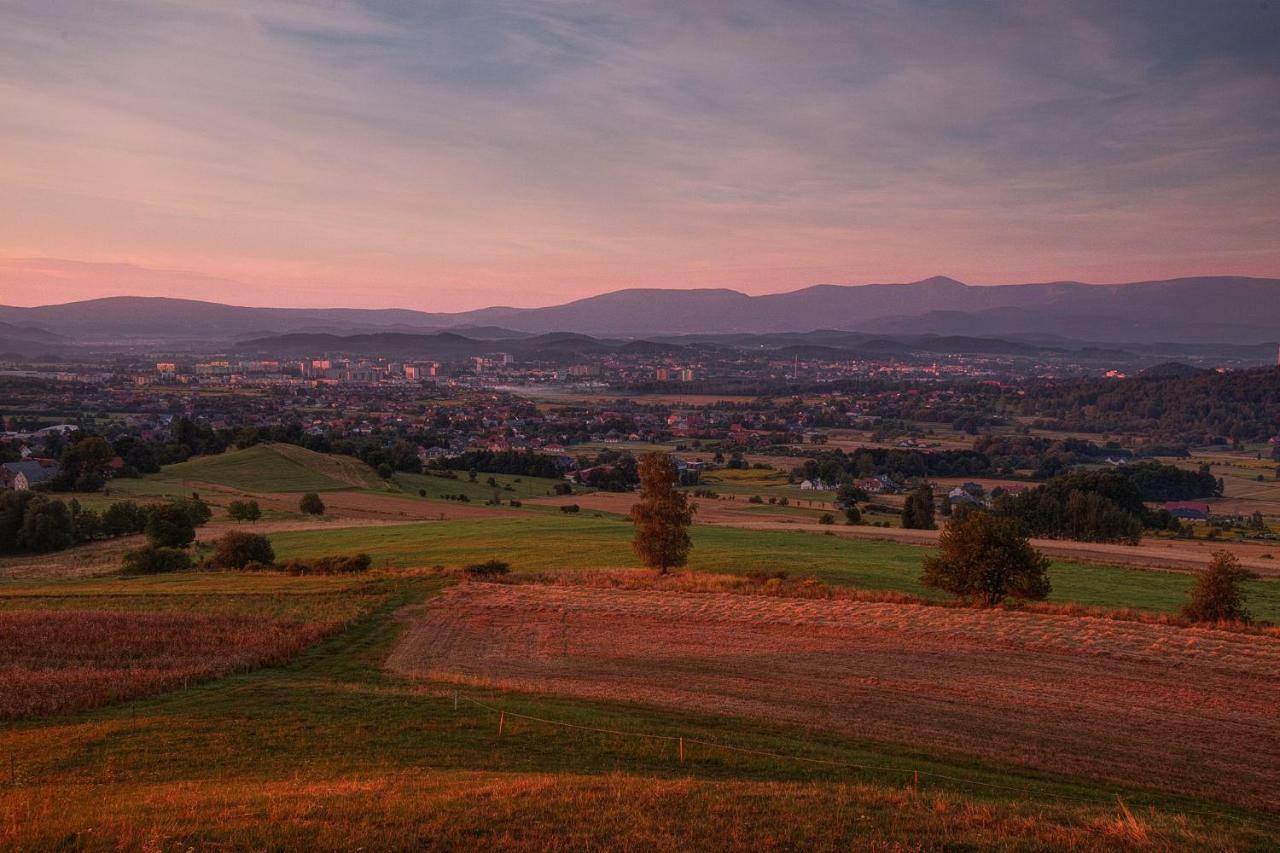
227, 499, 262, 523
299, 492, 326, 515
630, 452, 695, 574
922, 512, 1050, 606
144, 502, 196, 549
1183, 550, 1257, 623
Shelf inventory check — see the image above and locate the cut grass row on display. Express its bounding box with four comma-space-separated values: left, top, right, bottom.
268, 515, 1280, 620
1, 574, 1275, 849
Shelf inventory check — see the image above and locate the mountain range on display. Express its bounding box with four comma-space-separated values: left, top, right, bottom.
1, 275, 1278, 347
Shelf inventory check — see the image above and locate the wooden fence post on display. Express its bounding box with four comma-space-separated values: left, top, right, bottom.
678, 737, 685, 764
497, 711, 505, 738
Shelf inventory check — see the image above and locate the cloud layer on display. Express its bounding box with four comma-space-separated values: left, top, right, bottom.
1, 0, 1277, 309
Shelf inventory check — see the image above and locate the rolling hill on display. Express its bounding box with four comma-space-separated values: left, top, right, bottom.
157, 444, 384, 493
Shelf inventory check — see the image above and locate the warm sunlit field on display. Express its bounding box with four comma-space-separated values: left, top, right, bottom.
0, 572, 1273, 849
392, 581, 1280, 809
0, 572, 384, 719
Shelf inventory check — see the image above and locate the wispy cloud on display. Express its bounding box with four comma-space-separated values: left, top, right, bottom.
0, 0, 1277, 308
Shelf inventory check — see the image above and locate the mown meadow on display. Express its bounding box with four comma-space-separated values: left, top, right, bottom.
1, 573, 1276, 849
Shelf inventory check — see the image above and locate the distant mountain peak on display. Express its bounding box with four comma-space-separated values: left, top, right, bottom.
909, 275, 968, 288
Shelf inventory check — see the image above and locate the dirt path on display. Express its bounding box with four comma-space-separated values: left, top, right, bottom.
390, 583, 1280, 810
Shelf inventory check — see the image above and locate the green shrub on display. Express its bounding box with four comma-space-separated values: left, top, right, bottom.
465, 559, 510, 577
281, 553, 373, 575
299, 492, 326, 515
227, 499, 262, 523
122, 545, 192, 575
210, 531, 275, 569
102, 500, 148, 537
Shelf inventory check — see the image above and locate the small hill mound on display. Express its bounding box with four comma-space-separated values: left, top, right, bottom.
161, 443, 382, 492
1140, 361, 1209, 378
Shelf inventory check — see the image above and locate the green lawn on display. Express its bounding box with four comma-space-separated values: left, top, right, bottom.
392, 470, 576, 503
268, 515, 1280, 620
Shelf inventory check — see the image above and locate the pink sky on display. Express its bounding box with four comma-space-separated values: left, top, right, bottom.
1, 2, 1277, 311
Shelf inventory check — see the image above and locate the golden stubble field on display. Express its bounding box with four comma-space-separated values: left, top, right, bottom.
390, 582, 1280, 809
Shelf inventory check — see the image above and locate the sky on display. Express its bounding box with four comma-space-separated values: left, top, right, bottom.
1, 0, 1278, 311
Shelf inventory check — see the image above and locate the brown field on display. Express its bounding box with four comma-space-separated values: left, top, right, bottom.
0, 770, 1234, 851
0, 609, 337, 719
391, 583, 1280, 809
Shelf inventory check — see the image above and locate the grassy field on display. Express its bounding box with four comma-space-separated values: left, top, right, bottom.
0, 571, 385, 720
268, 515, 1280, 621
392, 470, 576, 503
1, 573, 1274, 849
155, 443, 384, 492
397, 583, 1280, 808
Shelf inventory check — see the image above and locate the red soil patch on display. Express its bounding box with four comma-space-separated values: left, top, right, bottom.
0, 610, 331, 719
390, 584, 1280, 809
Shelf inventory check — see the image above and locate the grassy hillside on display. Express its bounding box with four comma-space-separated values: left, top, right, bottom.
269, 515, 1280, 620
392, 470, 575, 502
157, 443, 384, 492
1, 574, 1273, 849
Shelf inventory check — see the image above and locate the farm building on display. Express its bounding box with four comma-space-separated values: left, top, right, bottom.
0, 459, 61, 491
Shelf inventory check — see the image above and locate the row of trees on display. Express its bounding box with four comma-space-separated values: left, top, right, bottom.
0, 492, 210, 555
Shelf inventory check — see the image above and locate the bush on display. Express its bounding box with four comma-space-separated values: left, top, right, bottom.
818, 513, 835, 525
553, 482, 573, 496
560, 503, 580, 513
844, 505, 862, 525
121, 545, 192, 575
299, 492, 326, 515
465, 559, 510, 577
145, 503, 196, 548
281, 553, 372, 575
227, 499, 262, 523
1182, 551, 1257, 623
210, 531, 275, 569
102, 500, 148, 537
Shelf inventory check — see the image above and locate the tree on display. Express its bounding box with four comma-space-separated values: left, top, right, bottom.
18, 496, 76, 553
922, 512, 1051, 606
145, 503, 196, 548
630, 452, 695, 574
227, 499, 262, 523
299, 492, 326, 515
844, 505, 862, 525
210, 531, 275, 569
58, 435, 114, 491
102, 500, 148, 537
901, 483, 936, 530
1182, 551, 1257, 623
